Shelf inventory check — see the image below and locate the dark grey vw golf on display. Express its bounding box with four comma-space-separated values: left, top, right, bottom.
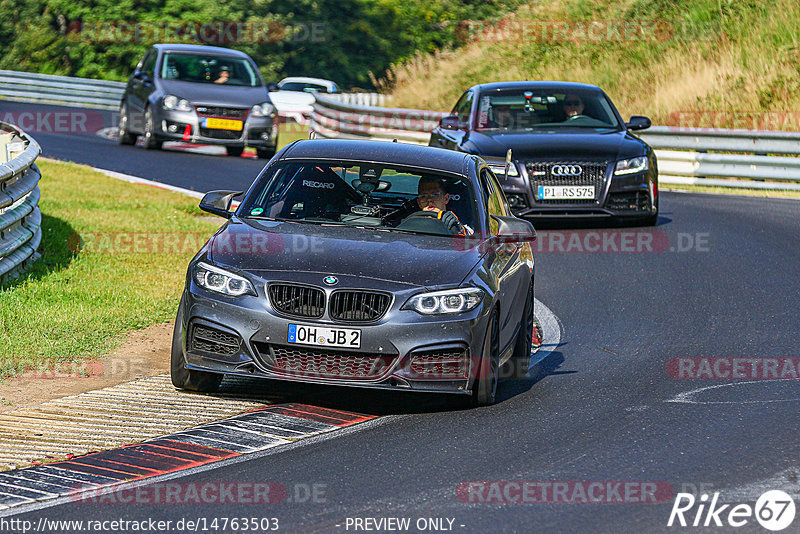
172, 140, 536, 406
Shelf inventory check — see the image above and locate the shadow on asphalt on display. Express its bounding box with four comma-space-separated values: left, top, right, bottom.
213, 346, 572, 417
529, 214, 671, 231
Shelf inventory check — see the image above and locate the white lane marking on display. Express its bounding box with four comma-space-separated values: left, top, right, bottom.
529, 298, 563, 373
665, 379, 800, 404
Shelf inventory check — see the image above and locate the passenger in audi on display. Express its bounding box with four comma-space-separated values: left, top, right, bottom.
399, 177, 470, 236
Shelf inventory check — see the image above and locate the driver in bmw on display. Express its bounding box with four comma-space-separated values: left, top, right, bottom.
400, 177, 470, 236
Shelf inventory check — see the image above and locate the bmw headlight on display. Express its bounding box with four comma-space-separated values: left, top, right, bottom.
251, 102, 276, 117
614, 156, 649, 176
404, 288, 484, 315
162, 94, 192, 112
194, 262, 256, 297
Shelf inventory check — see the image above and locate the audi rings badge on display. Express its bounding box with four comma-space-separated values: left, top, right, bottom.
551, 165, 583, 176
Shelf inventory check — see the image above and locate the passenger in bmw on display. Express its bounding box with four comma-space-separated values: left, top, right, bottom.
398, 176, 469, 236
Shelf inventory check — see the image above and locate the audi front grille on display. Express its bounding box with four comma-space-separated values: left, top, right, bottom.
268, 284, 326, 319
525, 161, 608, 204
329, 290, 392, 323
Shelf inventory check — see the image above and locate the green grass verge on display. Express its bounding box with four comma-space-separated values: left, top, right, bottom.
0, 160, 219, 380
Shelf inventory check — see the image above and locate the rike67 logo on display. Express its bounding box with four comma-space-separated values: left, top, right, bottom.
668, 490, 796, 531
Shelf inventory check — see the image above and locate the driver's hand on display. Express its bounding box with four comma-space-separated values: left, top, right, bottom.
440, 210, 466, 236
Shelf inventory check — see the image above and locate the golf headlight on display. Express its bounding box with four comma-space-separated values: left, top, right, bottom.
194, 262, 256, 297
614, 156, 649, 176
486, 161, 519, 177
251, 102, 276, 117
162, 95, 192, 112
404, 288, 484, 315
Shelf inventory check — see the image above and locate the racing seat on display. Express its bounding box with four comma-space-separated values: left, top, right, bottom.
277, 166, 354, 220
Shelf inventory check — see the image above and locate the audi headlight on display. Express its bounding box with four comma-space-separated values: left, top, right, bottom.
162, 94, 192, 112
251, 102, 276, 117
194, 262, 256, 297
404, 288, 484, 315
614, 156, 649, 176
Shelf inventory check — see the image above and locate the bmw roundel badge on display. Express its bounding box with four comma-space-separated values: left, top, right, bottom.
323, 276, 338, 286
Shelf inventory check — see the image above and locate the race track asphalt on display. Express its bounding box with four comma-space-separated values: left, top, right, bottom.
4, 99, 800, 533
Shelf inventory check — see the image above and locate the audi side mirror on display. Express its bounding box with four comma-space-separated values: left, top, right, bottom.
199, 190, 243, 219
440, 115, 466, 131
626, 115, 651, 131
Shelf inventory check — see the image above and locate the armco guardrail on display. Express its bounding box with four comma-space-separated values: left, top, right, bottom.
310, 99, 800, 191
0, 122, 42, 283
327, 92, 389, 107
0, 70, 125, 110
311, 94, 447, 144
0, 70, 386, 112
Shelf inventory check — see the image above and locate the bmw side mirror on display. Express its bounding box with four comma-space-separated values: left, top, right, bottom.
491, 215, 536, 242
626, 115, 651, 131
440, 115, 466, 131
199, 190, 243, 219
267, 82, 280, 92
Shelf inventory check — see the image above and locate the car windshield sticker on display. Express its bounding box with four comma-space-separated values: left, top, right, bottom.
478, 96, 491, 126
250, 207, 264, 215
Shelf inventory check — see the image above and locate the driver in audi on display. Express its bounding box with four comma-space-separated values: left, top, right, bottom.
399, 176, 471, 236
563, 93, 585, 119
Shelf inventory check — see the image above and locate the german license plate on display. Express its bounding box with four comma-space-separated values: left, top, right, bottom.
288, 324, 361, 349
537, 185, 595, 199
203, 117, 243, 131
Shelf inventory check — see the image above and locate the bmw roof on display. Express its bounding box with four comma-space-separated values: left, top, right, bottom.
279, 139, 475, 175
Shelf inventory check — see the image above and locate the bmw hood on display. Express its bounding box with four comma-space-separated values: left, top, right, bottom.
158, 79, 270, 107
206, 219, 485, 288
463, 130, 646, 161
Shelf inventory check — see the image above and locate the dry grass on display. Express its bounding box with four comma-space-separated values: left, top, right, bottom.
380, 0, 800, 128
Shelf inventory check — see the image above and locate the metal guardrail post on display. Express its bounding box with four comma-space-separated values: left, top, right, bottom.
0, 121, 43, 283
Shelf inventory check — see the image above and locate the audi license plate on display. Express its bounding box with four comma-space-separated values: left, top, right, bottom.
288, 324, 361, 349
537, 186, 595, 199
202, 117, 243, 131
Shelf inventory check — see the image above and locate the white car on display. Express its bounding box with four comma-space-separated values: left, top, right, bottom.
268, 77, 340, 120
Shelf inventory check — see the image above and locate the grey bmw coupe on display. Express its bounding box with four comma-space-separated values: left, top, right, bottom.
171, 140, 536, 405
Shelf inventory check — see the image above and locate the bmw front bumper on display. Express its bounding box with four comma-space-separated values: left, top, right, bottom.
177, 273, 494, 396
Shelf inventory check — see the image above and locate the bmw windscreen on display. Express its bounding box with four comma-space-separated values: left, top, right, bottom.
475, 89, 623, 131
237, 161, 478, 237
